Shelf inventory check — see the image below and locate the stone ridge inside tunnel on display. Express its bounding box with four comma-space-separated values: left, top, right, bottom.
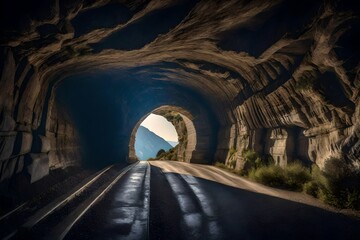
0, 0, 359, 187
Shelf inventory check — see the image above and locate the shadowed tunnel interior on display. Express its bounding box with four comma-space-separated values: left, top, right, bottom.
0, 0, 358, 181
55, 69, 219, 168
0, 1, 359, 238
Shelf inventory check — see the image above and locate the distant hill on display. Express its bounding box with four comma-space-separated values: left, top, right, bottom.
167, 141, 178, 147
135, 126, 173, 160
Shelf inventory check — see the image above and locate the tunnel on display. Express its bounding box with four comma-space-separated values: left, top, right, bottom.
0, 1, 359, 239
129, 104, 217, 164
54, 70, 219, 168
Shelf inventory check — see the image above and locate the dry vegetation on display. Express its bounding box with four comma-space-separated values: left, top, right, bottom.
216, 150, 360, 210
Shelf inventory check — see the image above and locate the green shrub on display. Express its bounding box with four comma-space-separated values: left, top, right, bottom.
242, 149, 261, 172
226, 148, 238, 169
155, 146, 179, 161
218, 154, 360, 210
243, 149, 259, 162
215, 162, 227, 169
284, 162, 311, 191
249, 165, 280, 184
324, 177, 360, 209
255, 158, 262, 169
309, 158, 360, 210
324, 157, 349, 180
310, 164, 328, 187
303, 181, 321, 197
249, 165, 286, 188
345, 190, 360, 209
302, 164, 328, 198
229, 148, 237, 158
249, 162, 311, 191
156, 149, 166, 158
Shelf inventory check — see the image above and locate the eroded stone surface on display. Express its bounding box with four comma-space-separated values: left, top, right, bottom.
0, 0, 359, 182
26, 153, 49, 183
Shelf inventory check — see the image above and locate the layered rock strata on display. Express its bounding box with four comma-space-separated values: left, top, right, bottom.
0, 0, 359, 184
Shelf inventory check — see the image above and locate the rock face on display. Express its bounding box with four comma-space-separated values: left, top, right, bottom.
0, 47, 81, 184
135, 126, 172, 160
0, 0, 359, 184
153, 110, 188, 162
46, 100, 81, 169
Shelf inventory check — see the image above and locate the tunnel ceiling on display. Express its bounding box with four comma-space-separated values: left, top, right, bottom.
1, 0, 358, 127
0, 0, 359, 173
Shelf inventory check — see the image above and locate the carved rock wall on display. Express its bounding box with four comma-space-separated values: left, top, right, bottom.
46, 100, 81, 169
0, 0, 359, 183
153, 110, 189, 162
0, 48, 81, 183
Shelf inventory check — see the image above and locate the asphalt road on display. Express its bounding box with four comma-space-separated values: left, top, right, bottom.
36, 161, 360, 240
150, 161, 360, 240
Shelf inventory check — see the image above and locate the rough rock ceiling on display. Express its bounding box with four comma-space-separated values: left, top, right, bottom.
1, 0, 359, 128
0, 0, 359, 179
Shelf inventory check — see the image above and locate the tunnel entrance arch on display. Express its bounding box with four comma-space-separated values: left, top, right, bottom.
129, 105, 202, 163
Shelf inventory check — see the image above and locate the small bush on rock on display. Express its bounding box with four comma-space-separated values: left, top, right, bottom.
249, 162, 310, 191
303, 165, 328, 198
249, 165, 286, 188
156, 149, 166, 158
303, 181, 321, 197
154, 146, 178, 161
322, 158, 360, 209
242, 149, 262, 173
284, 162, 311, 191
215, 154, 360, 210
215, 162, 227, 169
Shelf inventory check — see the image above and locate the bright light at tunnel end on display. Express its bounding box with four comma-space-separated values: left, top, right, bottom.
140, 113, 178, 142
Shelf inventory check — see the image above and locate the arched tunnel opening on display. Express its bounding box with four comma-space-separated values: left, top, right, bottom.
0, 1, 359, 239
131, 106, 198, 162
133, 112, 180, 161
52, 70, 220, 169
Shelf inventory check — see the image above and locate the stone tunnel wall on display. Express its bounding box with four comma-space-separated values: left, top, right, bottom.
151, 108, 209, 164
152, 110, 191, 162
0, 47, 81, 185
46, 100, 81, 170
223, 68, 360, 171
0, 0, 359, 184
223, 73, 360, 170
153, 108, 215, 164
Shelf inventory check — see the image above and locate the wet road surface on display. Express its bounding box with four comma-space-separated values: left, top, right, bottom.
66, 161, 360, 240
2, 161, 359, 240
149, 161, 360, 240
65, 162, 150, 240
